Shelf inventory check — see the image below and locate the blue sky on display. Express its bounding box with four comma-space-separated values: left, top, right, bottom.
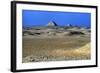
22, 10, 91, 27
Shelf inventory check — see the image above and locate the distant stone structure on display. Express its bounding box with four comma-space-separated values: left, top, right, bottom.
66, 24, 73, 27
47, 21, 58, 27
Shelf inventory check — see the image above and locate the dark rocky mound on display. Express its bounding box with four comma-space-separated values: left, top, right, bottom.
68, 31, 85, 36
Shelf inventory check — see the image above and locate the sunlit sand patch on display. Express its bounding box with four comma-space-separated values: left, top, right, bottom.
48, 43, 91, 59
75, 43, 91, 56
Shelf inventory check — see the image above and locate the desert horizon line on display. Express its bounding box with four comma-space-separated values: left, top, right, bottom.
23, 21, 90, 28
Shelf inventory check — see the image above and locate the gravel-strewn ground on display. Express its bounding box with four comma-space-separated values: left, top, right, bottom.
22, 27, 91, 63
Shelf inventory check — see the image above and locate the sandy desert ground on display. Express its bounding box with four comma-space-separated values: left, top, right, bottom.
22, 26, 91, 63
